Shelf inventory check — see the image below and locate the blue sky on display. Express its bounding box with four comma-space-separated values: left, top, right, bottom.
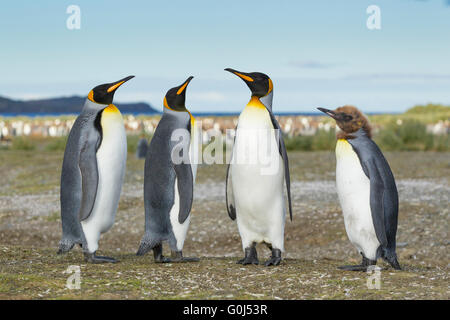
0, 0, 449, 112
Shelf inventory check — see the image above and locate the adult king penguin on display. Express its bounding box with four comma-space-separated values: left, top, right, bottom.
225, 68, 292, 266
318, 105, 401, 271
137, 76, 200, 263
58, 76, 134, 263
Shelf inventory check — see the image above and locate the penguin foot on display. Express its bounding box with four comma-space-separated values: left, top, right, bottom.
264, 249, 282, 267
57, 241, 75, 254
137, 239, 157, 256
338, 255, 376, 272
169, 251, 200, 263
337, 264, 370, 272
237, 246, 259, 265
385, 256, 402, 270
237, 257, 259, 265
154, 255, 172, 263
84, 252, 118, 264
152, 244, 172, 263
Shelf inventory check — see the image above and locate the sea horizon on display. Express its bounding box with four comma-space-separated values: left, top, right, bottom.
0, 111, 399, 118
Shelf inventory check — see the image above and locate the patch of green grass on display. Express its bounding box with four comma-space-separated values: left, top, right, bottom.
375, 119, 437, 151
285, 129, 336, 151
285, 135, 313, 151
45, 137, 68, 152
127, 134, 152, 154
313, 129, 336, 150
45, 211, 60, 222
11, 137, 35, 151
433, 134, 450, 151
405, 103, 450, 114
284, 120, 449, 152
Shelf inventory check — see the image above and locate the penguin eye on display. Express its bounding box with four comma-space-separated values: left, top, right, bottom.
343, 114, 353, 122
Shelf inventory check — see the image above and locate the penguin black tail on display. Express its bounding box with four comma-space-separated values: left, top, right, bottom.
136, 237, 159, 256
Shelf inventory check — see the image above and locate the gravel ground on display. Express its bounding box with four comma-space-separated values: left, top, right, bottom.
0, 150, 448, 299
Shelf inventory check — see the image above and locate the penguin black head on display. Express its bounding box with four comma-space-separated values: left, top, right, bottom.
225, 68, 273, 98
88, 75, 135, 105
317, 105, 372, 139
164, 76, 194, 112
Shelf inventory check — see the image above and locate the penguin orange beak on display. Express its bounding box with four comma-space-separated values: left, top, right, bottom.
177, 76, 194, 95
224, 68, 254, 82
317, 107, 338, 120
107, 75, 135, 93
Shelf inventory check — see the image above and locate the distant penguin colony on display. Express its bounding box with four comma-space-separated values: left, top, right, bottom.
57, 71, 401, 271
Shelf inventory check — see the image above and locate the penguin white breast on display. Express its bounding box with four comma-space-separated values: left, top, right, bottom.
169, 177, 191, 251
167, 117, 199, 251
231, 100, 286, 247
81, 105, 127, 251
335, 139, 380, 260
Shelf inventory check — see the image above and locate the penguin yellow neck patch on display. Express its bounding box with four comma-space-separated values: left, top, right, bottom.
246, 96, 266, 110
187, 109, 196, 127
336, 139, 355, 158
101, 105, 123, 132
103, 104, 121, 114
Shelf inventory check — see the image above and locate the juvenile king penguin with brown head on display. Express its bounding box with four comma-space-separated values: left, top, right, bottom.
318, 105, 401, 271
58, 76, 134, 263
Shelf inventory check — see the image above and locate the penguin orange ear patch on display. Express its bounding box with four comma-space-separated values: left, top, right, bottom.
163, 97, 170, 109
88, 90, 95, 102
267, 78, 273, 94
164, 96, 176, 111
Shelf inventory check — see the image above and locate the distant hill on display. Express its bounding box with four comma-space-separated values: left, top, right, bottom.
0, 95, 159, 115
406, 103, 450, 114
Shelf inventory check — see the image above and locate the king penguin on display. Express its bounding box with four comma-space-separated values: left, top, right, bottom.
225, 68, 292, 266
58, 76, 134, 263
318, 105, 401, 271
137, 76, 200, 263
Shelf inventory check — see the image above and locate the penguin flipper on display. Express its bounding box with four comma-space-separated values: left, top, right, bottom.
365, 158, 389, 248
78, 133, 101, 221
349, 135, 399, 251
173, 163, 194, 224
226, 163, 236, 220
268, 112, 293, 221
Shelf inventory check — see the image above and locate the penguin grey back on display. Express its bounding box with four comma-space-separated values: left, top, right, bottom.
348, 128, 399, 256
59, 100, 103, 250
142, 110, 192, 248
